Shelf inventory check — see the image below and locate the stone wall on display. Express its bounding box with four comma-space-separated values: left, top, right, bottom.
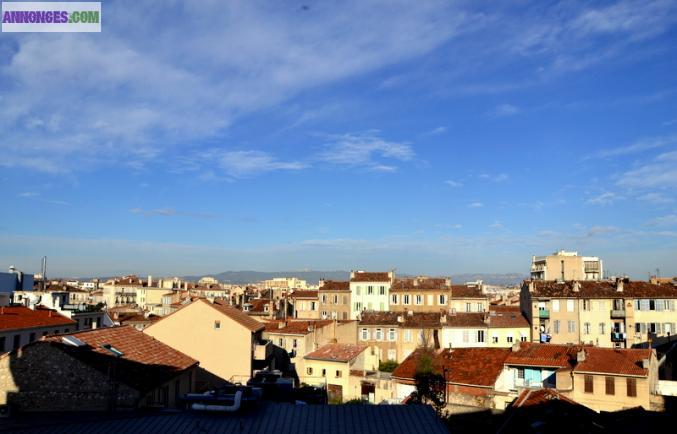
0, 342, 139, 412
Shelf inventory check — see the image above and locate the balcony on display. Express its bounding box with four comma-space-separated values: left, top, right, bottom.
610, 309, 626, 319
610, 332, 626, 342
254, 340, 272, 360
538, 309, 550, 319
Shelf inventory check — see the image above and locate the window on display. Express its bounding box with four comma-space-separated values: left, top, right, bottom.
520, 335, 527, 342
321, 294, 327, 303
566, 299, 575, 312
584, 375, 594, 393
517, 368, 524, 379
627, 378, 637, 397
583, 299, 591, 311
356, 286, 361, 296
599, 323, 606, 335
462, 330, 469, 343
477, 303, 484, 312
567, 320, 576, 333
605, 377, 615, 395
477, 330, 485, 343
507, 335, 514, 343
278, 338, 284, 347
465, 303, 471, 312
379, 286, 386, 295
333, 295, 338, 304
321, 310, 328, 318
336, 370, 342, 378
404, 330, 412, 342
403, 295, 410, 305
415, 295, 422, 305
492, 336, 498, 343
391, 294, 398, 304
583, 322, 591, 335
214, 320, 221, 329
292, 339, 298, 348
552, 299, 560, 312
355, 302, 363, 311
388, 328, 396, 341
375, 328, 383, 341
310, 301, 316, 310
13, 334, 21, 350
361, 328, 369, 341
387, 349, 397, 361
439, 294, 446, 305
322, 369, 326, 377
307, 367, 313, 375
367, 286, 374, 295
553, 320, 560, 334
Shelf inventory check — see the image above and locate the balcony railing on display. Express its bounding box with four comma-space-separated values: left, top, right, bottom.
254, 340, 272, 360
610, 332, 626, 342
610, 309, 626, 318
538, 309, 550, 319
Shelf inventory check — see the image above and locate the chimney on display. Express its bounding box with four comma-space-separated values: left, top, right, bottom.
528, 281, 535, 293
440, 314, 447, 324
573, 281, 581, 292
148, 275, 153, 287
616, 279, 624, 293
576, 349, 586, 362
319, 279, 325, 288
642, 359, 650, 369
278, 321, 286, 329
407, 310, 413, 316
397, 315, 404, 323
445, 278, 451, 286
511, 342, 521, 352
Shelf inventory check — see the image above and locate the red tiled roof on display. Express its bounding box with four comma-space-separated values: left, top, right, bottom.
359, 311, 443, 328
350, 272, 392, 282
505, 342, 581, 369
305, 343, 367, 362
487, 310, 530, 329
206, 300, 265, 331
319, 280, 350, 291
574, 347, 651, 377
443, 312, 486, 328
391, 278, 450, 291
392, 348, 511, 387
525, 280, 677, 299
450, 285, 485, 298
247, 298, 273, 313
289, 290, 318, 299
264, 320, 334, 335
512, 388, 580, 408
0, 306, 75, 332
45, 326, 197, 392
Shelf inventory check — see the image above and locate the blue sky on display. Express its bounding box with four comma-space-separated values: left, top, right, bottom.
1, 0, 676, 278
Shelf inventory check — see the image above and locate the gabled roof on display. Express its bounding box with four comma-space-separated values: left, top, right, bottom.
146, 299, 264, 332
392, 348, 511, 387
304, 343, 367, 362
450, 285, 485, 298
289, 290, 318, 299
0, 306, 76, 332
318, 280, 350, 291
505, 342, 580, 369
44, 326, 197, 392
488, 309, 530, 329
512, 388, 580, 408
574, 347, 652, 377
525, 280, 677, 299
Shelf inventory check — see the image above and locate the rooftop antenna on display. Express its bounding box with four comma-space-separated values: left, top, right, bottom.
656, 268, 660, 279
41, 256, 47, 291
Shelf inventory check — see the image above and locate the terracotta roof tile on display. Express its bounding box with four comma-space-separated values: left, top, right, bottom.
392, 348, 511, 387
505, 342, 581, 368
512, 388, 581, 408
45, 326, 197, 392
207, 300, 265, 332
487, 310, 530, 329
0, 306, 75, 332
264, 320, 334, 335
391, 277, 451, 291
526, 280, 677, 299
289, 290, 318, 299
304, 343, 368, 362
350, 272, 392, 282
319, 280, 350, 291
359, 311, 443, 328
450, 285, 485, 298
574, 347, 651, 377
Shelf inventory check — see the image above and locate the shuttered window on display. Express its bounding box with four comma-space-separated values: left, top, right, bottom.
605, 377, 615, 395
584, 375, 594, 393
627, 378, 637, 397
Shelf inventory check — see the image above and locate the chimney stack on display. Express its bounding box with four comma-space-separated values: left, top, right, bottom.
616, 279, 624, 293
528, 281, 535, 293
577, 349, 586, 362
573, 281, 581, 292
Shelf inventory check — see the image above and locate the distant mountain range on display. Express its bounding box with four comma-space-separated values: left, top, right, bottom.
182, 271, 526, 286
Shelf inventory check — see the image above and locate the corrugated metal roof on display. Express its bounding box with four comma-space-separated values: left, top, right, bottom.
5, 403, 449, 434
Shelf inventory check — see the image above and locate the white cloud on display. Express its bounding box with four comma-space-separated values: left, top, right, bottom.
317, 132, 414, 171
593, 134, 677, 158
489, 221, 504, 229
491, 104, 520, 117
586, 191, 620, 205
445, 180, 463, 187
617, 151, 677, 189
130, 207, 219, 219
428, 126, 447, 135
468, 202, 483, 208
479, 173, 509, 182
647, 214, 677, 227
636, 192, 674, 204
217, 151, 306, 177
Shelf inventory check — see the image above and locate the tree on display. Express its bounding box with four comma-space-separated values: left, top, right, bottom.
378, 360, 399, 373
411, 352, 447, 416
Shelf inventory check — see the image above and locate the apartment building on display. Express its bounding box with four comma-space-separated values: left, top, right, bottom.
349, 271, 395, 319
521, 279, 677, 348
389, 277, 451, 313
0, 306, 76, 353
144, 299, 271, 388
530, 250, 603, 281
318, 280, 351, 320
101, 275, 142, 307
290, 290, 319, 319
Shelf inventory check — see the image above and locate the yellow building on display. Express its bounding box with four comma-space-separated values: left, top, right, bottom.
530, 250, 603, 281
136, 287, 172, 311
303, 343, 379, 403
318, 280, 351, 320
144, 299, 270, 389
290, 290, 320, 319
521, 279, 677, 348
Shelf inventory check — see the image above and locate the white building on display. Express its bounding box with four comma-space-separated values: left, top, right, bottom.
350, 271, 395, 319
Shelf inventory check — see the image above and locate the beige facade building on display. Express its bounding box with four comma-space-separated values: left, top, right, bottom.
521, 279, 677, 348
530, 250, 603, 281
290, 290, 319, 319
318, 280, 351, 320
350, 271, 395, 319
389, 278, 488, 314
144, 299, 270, 388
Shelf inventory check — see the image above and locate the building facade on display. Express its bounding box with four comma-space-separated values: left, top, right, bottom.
318, 280, 351, 320
530, 250, 603, 281
350, 271, 395, 319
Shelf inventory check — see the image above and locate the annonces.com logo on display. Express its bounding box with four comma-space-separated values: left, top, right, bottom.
2, 2, 101, 32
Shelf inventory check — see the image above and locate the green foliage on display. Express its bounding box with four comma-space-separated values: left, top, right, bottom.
412, 351, 446, 415
343, 398, 368, 405
378, 360, 399, 373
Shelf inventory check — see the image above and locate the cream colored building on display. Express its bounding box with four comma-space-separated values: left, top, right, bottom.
144, 299, 270, 389
290, 290, 320, 319
302, 343, 379, 403
530, 250, 603, 281
389, 279, 489, 314
521, 279, 677, 348
318, 280, 351, 320
350, 271, 395, 319
136, 287, 172, 311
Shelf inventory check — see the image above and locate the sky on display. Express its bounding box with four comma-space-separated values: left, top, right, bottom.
0, 0, 676, 278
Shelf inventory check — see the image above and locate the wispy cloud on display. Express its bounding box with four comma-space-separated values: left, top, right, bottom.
479, 173, 509, 182
592, 134, 677, 158
586, 191, 620, 206
491, 103, 520, 117
636, 192, 674, 205
317, 132, 414, 172
427, 126, 447, 135
216, 151, 306, 178
488, 221, 504, 230
616, 150, 677, 189
468, 202, 483, 208
16, 191, 69, 206
129, 208, 219, 219
445, 180, 463, 188
646, 214, 677, 227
